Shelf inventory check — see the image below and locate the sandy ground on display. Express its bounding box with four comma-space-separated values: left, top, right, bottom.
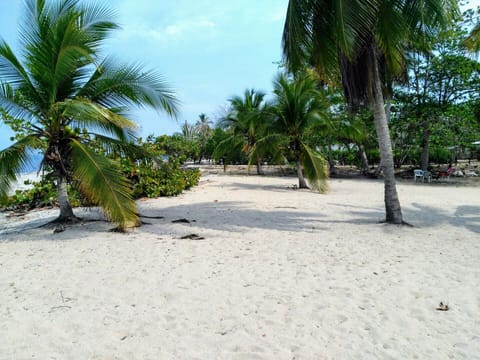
0, 174, 479, 359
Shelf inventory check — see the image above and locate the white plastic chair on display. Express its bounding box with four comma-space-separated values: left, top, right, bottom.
414, 169, 431, 183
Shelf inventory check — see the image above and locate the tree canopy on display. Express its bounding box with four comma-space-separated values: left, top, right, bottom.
0, 0, 179, 230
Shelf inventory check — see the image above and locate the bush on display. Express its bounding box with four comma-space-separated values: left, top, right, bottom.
0, 178, 83, 211
429, 146, 452, 164
1, 135, 201, 211
128, 160, 200, 198
1, 163, 201, 211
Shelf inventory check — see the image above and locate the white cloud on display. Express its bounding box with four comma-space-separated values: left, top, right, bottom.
164, 20, 215, 36
118, 19, 216, 44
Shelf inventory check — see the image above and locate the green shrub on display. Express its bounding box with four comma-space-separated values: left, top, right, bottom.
2, 134, 201, 211
429, 146, 452, 164
128, 160, 200, 198
0, 178, 86, 211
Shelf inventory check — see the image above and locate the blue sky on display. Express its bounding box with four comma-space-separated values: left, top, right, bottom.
1, 0, 479, 150
0, 0, 289, 148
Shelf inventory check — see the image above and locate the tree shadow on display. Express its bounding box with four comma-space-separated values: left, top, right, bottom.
227, 181, 301, 193
405, 203, 480, 233
2, 194, 477, 241
0, 207, 111, 239
136, 198, 389, 240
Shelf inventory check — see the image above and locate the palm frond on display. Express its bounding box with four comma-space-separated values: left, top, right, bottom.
282, 0, 312, 73
301, 143, 329, 193
0, 83, 41, 122
374, 0, 407, 75
465, 23, 480, 52
78, 1, 119, 44
248, 133, 286, 166
0, 40, 43, 110
213, 135, 244, 159
70, 139, 138, 230
79, 57, 180, 118
63, 98, 138, 142
91, 134, 153, 160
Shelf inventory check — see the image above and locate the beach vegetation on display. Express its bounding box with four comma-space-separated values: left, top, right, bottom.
214, 89, 272, 174
0, 0, 178, 230
252, 72, 330, 192
282, 0, 459, 223
0, 134, 200, 211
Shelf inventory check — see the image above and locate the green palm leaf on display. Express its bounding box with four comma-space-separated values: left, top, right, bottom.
79, 57, 180, 117
301, 143, 329, 193
90, 134, 147, 157
62, 98, 138, 141
248, 133, 286, 167
70, 139, 138, 230
213, 135, 244, 160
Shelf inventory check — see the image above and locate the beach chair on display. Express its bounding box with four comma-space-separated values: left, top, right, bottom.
414, 169, 431, 183
436, 167, 454, 179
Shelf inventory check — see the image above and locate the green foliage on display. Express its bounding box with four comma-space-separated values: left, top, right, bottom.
391, 11, 480, 168
152, 134, 195, 163
1, 179, 56, 210
0, 0, 179, 229
128, 160, 200, 198
265, 72, 330, 191
429, 146, 452, 164
1, 134, 201, 211
121, 135, 201, 197
215, 89, 272, 171
0, 178, 85, 210
205, 127, 229, 162
1, 160, 200, 210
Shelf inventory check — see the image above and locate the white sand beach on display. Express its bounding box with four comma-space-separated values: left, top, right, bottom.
0, 174, 479, 359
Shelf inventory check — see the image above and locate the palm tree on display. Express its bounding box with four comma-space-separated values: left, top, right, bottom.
195, 113, 213, 163
0, 0, 178, 230
180, 120, 198, 142
282, 0, 457, 224
254, 72, 329, 192
215, 89, 269, 174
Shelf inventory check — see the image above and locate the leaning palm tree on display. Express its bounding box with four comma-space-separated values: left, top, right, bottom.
253, 72, 329, 192
0, 0, 178, 230
283, 0, 457, 223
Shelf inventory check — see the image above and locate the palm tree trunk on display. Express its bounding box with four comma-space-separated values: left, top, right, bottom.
256, 159, 263, 175
421, 119, 430, 171
296, 159, 308, 188
57, 176, 75, 221
368, 51, 403, 224
358, 143, 369, 175
328, 142, 336, 175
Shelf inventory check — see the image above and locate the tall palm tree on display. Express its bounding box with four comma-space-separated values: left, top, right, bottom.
180, 120, 198, 142
253, 73, 329, 192
283, 0, 457, 223
0, 0, 178, 230
195, 113, 213, 163
215, 89, 269, 174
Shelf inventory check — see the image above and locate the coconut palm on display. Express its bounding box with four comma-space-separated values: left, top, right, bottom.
282, 0, 457, 223
0, 0, 178, 230
215, 89, 270, 174
253, 72, 329, 192
195, 113, 213, 163
180, 120, 198, 142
